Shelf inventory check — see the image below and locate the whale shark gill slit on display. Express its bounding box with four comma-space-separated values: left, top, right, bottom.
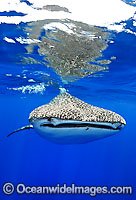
40, 123, 122, 130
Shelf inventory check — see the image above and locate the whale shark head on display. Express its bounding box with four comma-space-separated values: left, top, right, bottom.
27, 92, 126, 144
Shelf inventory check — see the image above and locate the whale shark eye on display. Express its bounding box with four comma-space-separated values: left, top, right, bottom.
48, 117, 53, 122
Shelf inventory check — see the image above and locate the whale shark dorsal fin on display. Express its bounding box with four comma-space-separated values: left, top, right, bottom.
59, 87, 67, 95
7, 125, 33, 137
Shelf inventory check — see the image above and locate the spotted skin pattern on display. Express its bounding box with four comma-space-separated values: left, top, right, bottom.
29, 92, 126, 125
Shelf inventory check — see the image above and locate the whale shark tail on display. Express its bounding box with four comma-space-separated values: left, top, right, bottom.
7, 125, 33, 137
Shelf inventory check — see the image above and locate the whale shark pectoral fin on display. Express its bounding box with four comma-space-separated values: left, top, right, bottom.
7, 125, 33, 137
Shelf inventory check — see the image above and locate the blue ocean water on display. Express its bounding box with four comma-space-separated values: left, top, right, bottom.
0, 2, 136, 200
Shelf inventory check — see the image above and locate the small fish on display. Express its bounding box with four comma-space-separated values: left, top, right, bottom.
8, 91, 126, 144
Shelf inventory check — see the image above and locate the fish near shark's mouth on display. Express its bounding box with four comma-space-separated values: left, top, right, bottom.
39, 118, 125, 131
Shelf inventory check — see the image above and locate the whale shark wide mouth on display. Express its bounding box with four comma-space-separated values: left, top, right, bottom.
39, 119, 124, 130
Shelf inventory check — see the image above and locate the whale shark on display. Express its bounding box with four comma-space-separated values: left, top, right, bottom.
8, 91, 126, 144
